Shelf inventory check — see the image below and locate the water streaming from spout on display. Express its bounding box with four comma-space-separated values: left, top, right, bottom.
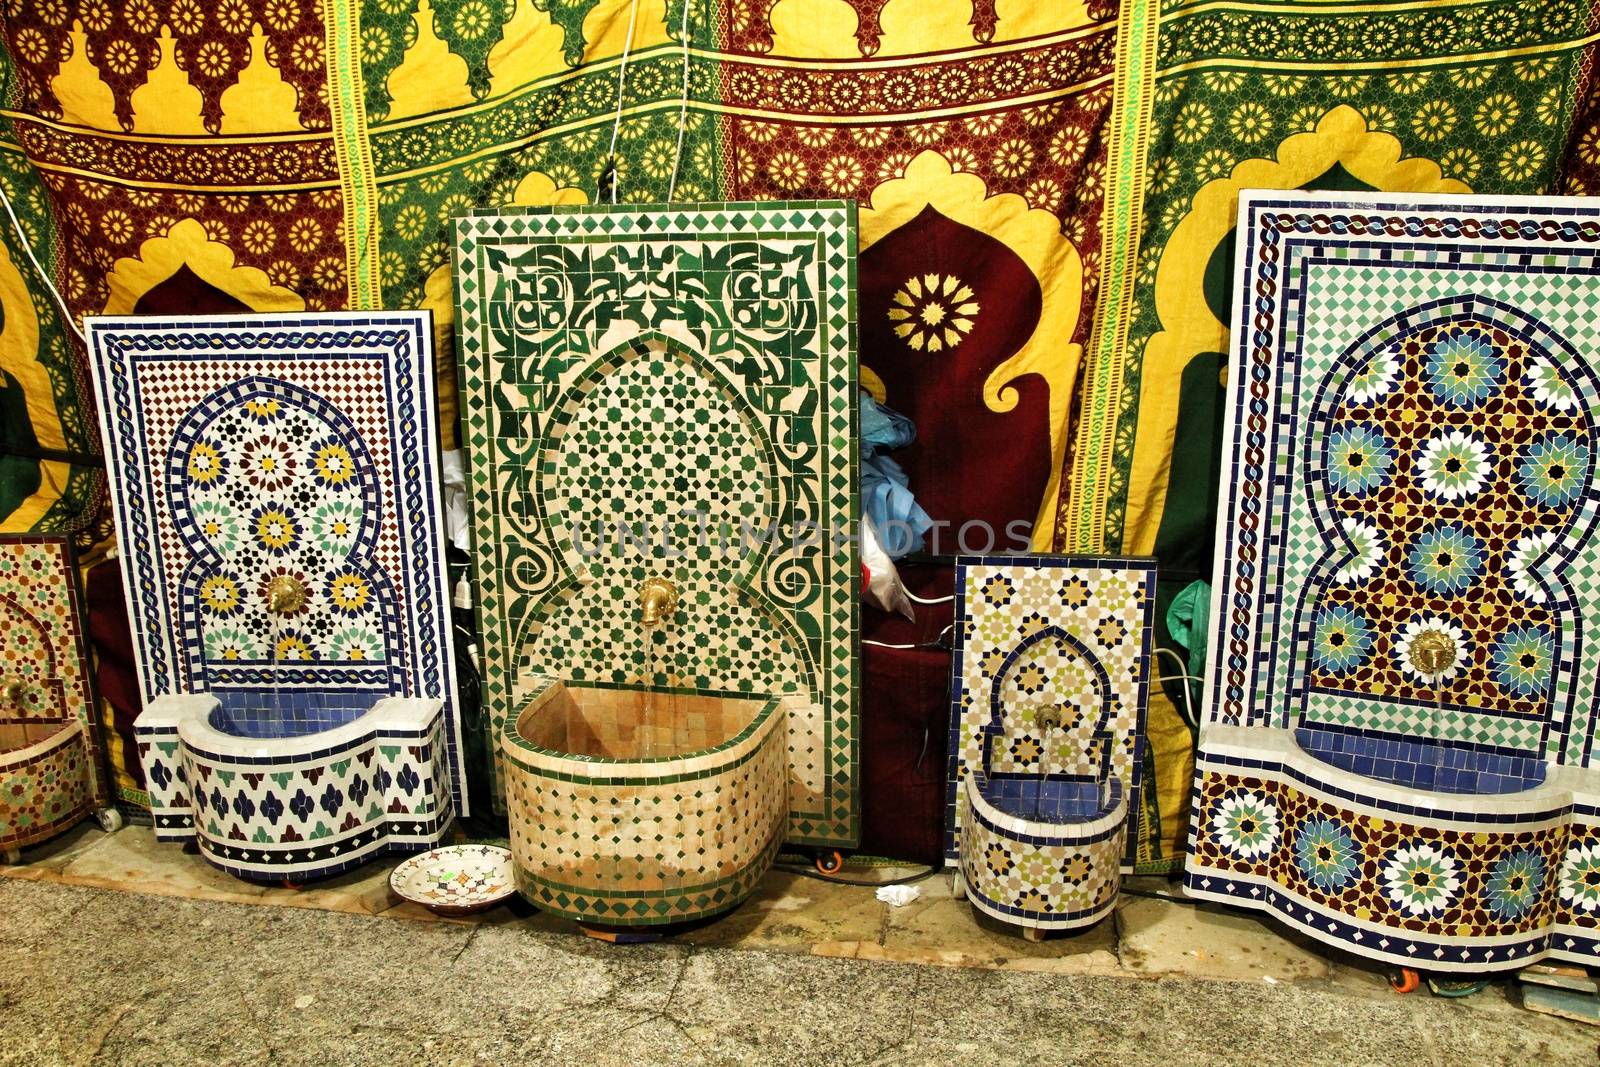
269, 608, 283, 732
643, 625, 662, 758
1034, 711, 1053, 824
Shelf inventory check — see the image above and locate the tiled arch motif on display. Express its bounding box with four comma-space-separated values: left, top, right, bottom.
0, 536, 107, 851
90, 314, 465, 812
518, 331, 812, 699
0, 594, 64, 714
165, 376, 400, 695
986, 623, 1116, 785
453, 200, 859, 846
1288, 295, 1600, 757
1186, 191, 1600, 971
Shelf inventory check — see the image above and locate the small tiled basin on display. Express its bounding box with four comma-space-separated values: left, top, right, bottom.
957, 775, 1127, 934
0, 722, 95, 855
137, 694, 452, 882
503, 681, 791, 927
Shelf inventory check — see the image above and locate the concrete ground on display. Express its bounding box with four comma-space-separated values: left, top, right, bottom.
0, 826, 1594, 1065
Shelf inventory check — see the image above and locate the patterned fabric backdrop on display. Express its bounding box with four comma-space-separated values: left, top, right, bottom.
0, 0, 1595, 866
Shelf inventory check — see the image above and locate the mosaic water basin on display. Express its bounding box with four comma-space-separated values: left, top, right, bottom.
1293, 727, 1546, 796
503, 680, 792, 927
0, 722, 95, 856
956, 773, 1127, 935
139, 693, 452, 882
0, 536, 111, 858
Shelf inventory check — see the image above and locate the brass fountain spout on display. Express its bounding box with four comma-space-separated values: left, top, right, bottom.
0, 677, 25, 708
265, 574, 308, 615
638, 576, 679, 630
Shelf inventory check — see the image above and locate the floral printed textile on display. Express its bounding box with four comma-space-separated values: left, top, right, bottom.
1, 2, 1597, 857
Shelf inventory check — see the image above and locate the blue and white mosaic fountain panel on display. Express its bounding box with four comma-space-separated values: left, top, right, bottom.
90, 313, 460, 880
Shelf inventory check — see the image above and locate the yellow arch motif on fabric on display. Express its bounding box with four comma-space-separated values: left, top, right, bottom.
100, 218, 304, 315
50, 23, 118, 131
583, 0, 671, 63
860, 149, 1082, 549
992, 0, 1097, 42
767, 0, 861, 58
421, 170, 589, 448
1123, 104, 1470, 554
387, 0, 477, 120
219, 25, 303, 134
129, 27, 206, 136
0, 238, 73, 532
487, 0, 570, 97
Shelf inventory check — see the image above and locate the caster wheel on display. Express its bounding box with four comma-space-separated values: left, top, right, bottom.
95, 808, 124, 833
1388, 967, 1422, 994
3, 848, 20, 866
280, 879, 303, 890
181, 840, 201, 855
814, 850, 844, 875
950, 869, 966, 901
1022, 926, 1046, 943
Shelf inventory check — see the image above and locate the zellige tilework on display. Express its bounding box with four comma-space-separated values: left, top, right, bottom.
1186, 191, 1600, 970
503, 681, 790, 925
89, 314, 462, 879
89, 313, 462, 808
0, 535, 106, 850
454, 201, 859, 847
945, 555, 1157, 870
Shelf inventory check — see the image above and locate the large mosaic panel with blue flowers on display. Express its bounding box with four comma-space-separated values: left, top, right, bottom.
1186, 192, 1600, 969
88, 314, 465, 813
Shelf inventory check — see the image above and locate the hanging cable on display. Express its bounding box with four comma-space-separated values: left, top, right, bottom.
603, 0, 643, 204
666, 0, 694, 201
1153, 646, 1200, 723
0, 184, 85, 344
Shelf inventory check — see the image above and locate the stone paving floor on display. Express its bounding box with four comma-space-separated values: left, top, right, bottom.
0, 827, 1594, 1065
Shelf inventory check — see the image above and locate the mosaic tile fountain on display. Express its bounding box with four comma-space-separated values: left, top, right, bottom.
945, 555, 1155, 935
1186, 191, 1600, 970
90, 313, 461, 881
455, 201, 857, 925
0, 535, 112, 859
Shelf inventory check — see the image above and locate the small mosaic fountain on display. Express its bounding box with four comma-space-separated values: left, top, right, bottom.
945, 555, 1156, 936
455, 201, 858, 926
89, 313, 461, 881
0, 535, 116, 862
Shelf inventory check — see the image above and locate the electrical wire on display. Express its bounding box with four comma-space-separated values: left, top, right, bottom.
0, 184, 85, 343
1153, 646, 1200, 724
772, 862, 942, 887
603, 0, 642, 204
861, 621, 952, 651
903, 588, 953, 605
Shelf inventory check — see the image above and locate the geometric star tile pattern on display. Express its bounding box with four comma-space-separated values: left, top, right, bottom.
0, 535, 107, 849
1187, 191, 1600, 971
87, 314, 465, 813
945, 554, 1156, 869
454, 201, 859, 846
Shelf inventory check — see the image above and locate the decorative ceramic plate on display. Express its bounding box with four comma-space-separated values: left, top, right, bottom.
389, 844, 514, 915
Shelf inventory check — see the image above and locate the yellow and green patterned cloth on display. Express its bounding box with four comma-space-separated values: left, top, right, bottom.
1, 0, 1596, 868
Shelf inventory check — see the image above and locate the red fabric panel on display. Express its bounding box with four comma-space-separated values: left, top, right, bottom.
86, 558, 144, 795
858, 562, 955, 865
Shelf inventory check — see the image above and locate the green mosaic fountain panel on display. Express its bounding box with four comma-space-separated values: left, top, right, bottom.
455, 201, 860, 846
